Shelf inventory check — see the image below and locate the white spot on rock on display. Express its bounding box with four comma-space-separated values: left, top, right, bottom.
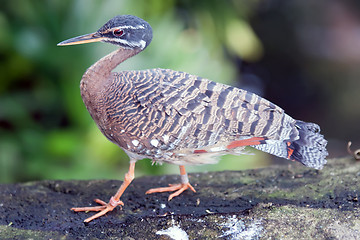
150, 139, 159, 147
156, 226, 189, 240
132, 140, 139, 147
160, 203, 166, 209
219, 215, 263, 240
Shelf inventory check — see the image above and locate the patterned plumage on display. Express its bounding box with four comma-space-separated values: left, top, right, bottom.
58, 15, 327, 222
97, 68, 327, 168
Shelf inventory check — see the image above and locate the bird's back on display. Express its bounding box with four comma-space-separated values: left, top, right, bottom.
89, 68, 310, 165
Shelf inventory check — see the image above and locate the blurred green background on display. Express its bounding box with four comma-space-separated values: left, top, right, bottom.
1, 0, 359, 183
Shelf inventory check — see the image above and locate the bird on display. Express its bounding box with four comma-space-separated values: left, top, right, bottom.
58, 15, 328, 223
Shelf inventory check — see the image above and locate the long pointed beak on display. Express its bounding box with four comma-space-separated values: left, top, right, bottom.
57, 32, 104, 46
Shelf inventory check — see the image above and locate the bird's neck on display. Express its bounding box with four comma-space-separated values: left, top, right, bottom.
80, 47, 141, 109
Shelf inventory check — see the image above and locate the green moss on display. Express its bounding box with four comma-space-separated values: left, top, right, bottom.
0, 225, 65, 240
250, 204, 360, 239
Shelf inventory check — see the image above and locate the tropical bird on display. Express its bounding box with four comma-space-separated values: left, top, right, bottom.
58, 15, 328, 223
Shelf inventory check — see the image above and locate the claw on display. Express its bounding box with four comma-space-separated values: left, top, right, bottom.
145, 165, 196, 201
71, 162, 135, 222
146, 182, 196, 201
71, 197, 124, 222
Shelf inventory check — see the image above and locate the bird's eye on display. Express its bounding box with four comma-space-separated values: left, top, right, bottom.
113, 29, 124, 37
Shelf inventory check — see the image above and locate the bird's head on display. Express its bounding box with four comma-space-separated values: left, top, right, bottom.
58, 15, 153, 50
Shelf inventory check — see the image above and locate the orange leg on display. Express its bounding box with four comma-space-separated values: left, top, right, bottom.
71, 162, 135, 222
145, 165, 196, 201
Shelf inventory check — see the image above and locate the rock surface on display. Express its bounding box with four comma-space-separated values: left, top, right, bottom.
0, 157, 359, 239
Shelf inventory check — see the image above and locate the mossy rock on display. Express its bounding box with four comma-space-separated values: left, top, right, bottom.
0, 157, 359, 239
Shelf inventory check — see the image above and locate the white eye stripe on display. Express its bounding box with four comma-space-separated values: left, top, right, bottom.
103, 38, 146, 49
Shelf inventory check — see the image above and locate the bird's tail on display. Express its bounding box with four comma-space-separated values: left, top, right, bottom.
253, 120, 328, 169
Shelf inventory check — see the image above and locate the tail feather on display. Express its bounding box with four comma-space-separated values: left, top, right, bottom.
287, 120, 328, 169
254, 120, 328, 170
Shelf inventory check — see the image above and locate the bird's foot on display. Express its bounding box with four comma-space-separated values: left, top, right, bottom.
71, 196, 124, 223
145, 183, 196, 201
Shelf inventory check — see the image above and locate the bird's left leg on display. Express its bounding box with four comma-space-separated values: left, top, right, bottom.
145, 165, 196, 201
71, 161, 135, 222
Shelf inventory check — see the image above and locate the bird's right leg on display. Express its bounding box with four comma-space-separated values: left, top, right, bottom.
71, 162, 135, 222
145, 165, 196, 201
